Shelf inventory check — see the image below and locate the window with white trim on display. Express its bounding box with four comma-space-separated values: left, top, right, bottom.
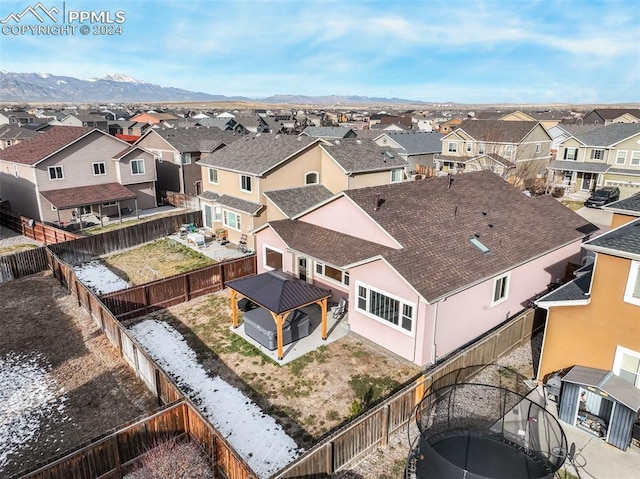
613, 346, 640, 388
131, 159, 145, 175
240, 175, 252, 193
478, 143, 486, 155
263, 245, 283, 270
631, 151, 640, 166
173, 153, 181, 164
591, 149, 604, 160
623, 260, 640, 306
214, 206, 222, 222
315, 261, 349, 286
102, 202, 117, 207
492, 274, 509, 305
391, 169, 403, 182
208, 168, 218, 184
305, 171, 319, 184
356, 282, 414, 333
448, 141, 458, 153
466, 143, 472, 153
564, 148, 577, 160
616, 150, 627, 165
48, 166, 64, 180
223, 210, 241, 231
181, 153, 191, 165
92, 162, 106, 175
504, 145, 513, 158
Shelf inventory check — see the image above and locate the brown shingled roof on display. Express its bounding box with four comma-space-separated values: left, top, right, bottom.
40, 183, 136, 209
454, 120, 540, 143
0, 126, 94, 165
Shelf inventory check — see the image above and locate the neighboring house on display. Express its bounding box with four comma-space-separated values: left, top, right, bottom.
196, 135, 408, 249
547, 123, 640, 198
582, 109, 640, 126
197, 117, 249, 135
499, 110, 536, 122
0, 126, 157, 225
135, 127, 240, 196
438, 118, 463, 134
129, 112, 178, 125
374, 131, 443, 170
546, 124, 599, 158
434, 120, 552, 183
0, 124, 38, 149
253, 170, 594, 366
535, 196, 640, 449
108, 121, 152, 138
49, 113, 109, 131
0, 111, 37, 125
300, 126, 357, 140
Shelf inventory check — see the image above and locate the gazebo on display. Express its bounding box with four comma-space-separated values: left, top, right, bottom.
225, 270, 332, 360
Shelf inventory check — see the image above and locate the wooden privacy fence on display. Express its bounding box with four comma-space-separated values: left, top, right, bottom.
271, 308, 540, 478
0, 209, 78, 243
100, 255, 257, 320
162, 190, 200, 210
22, 401, 257, 479
0, 246, 49, 283
48, 210, 202, 265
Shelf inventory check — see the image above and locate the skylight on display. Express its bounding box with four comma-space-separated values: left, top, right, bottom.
470, 237, 490, 254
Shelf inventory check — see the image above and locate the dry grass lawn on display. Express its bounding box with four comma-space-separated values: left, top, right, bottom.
102, 238, 215, 285
128, 291, 422, 448
0, 243, 39, 256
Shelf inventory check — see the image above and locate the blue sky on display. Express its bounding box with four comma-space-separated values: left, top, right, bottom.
1, 0, 639, 103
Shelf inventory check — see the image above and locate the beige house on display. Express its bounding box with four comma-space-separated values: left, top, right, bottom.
548, 123, 640, 198
196, 135, 408, 249
0, 126, 157, 225
434, 120, 552, 184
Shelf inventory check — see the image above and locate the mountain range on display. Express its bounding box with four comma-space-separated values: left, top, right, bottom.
0, 71, 423, 105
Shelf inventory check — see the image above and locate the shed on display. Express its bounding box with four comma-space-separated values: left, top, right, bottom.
559, 365, 640, 451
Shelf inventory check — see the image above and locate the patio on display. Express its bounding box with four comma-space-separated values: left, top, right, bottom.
170, 229, 249, 262
231, 303, 351, 365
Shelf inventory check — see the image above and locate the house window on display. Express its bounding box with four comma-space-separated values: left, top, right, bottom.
631, 151, 640, 166
102, 202, 117, 207
623, 260, 640, 306
222, 210, 241, 231
504, 145, 513, 158
214, 206, 222, 222
535, 143, 541, 154
263, 245, 283, 270
448, 142, 458, 153
492, 274, 509, 305
563, 171, 573, 185
174, 153, 181, 164
92, 162, 106, 175
181, 153, 191, 165
208, 168, 218, 184
466, 143, 472, 153
478, 143, 486, 155
616, 150, 627, 165
48, 166, 64, 180
355, 282, 414, 333
315, 261, 349, 286
564, 148, 578, 161
6, 140, 11, 146
240, 175, 252, 193
131, 159, 145, 175
591, 149, 604, 160
613, 346, 640, 388
305, 171, 319, 184
391, 169, 403, 182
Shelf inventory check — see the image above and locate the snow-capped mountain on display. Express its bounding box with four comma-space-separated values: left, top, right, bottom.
0, 71, 240, 102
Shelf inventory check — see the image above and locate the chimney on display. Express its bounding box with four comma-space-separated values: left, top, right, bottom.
374, 193, 381, 211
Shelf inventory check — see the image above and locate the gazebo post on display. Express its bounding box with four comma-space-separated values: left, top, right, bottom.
98, 204, 104, 227
320, 297, 328, 340
271, 311, 292, 361
230, 290, 239, 328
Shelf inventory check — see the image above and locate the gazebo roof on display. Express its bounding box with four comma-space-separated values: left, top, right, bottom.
225, 270, 331, 314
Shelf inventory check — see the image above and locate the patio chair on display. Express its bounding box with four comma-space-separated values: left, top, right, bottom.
237, 234, 248, 253
332, 298, 347, 320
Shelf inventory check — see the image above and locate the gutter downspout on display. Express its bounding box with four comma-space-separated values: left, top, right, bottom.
431, 301, 439, 365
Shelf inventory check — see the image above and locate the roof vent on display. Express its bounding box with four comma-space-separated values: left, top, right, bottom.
384, 150, 394, 158
470, 236, 490, 254
373, 193, 381, 211
356, 139, 362, 144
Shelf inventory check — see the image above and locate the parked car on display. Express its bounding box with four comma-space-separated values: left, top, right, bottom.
584, 187, 620, 208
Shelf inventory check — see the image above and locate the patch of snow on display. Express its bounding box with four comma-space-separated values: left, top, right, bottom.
100, 73, 147, 84
0, 351, 68, 470
128, 320, 303, 478
74, 260, 129, 295
56, 80, 67, 85
36, 72, 50, 78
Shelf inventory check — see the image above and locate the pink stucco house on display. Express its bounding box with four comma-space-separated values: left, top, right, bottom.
253, 171, 596, 366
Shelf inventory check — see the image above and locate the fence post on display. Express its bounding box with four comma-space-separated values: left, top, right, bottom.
155, 368, 163, 406
112, 434, 122, 477
184, 274, 190, 302
381, 405, 390, 447
325, 441, 334, 475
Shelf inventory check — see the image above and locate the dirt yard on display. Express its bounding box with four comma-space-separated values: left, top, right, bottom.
127, 291, 421, 448
102, 238, 215, 284
0, 225, 40, 256
0, 272, 159, 477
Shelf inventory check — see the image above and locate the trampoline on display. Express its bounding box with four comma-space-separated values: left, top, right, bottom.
407, 366, 567, 479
